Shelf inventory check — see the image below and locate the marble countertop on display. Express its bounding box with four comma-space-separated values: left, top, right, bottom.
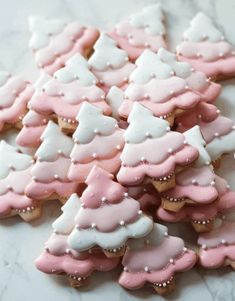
1, 0, 235, 300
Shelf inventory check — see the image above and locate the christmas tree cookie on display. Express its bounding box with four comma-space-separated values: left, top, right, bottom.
109, 4, 166, 60
35, 194, 119, 288
29, 16, 99, 74
29, 53, 111, 132
0, 71, 34, 132
117, 103, 199, 192
25, 121, 79, 201
16, 110, 50, 147
68, 102, 124, 182
0, 141, 40, 221
119, 49, 221, 125
176, 12, 235, 81
67, 166, 153, 257
160, 126, 218, 229
119, 223, 197, 295
88, 33, 135, 92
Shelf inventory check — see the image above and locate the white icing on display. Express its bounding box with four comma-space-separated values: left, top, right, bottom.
28, 16, 66, 50
0, 141, 33, 179
36, 121, 74, 161
106, 86, 124, 120
130, 49, 172, 84
129, 4, 165, 35
67, 214, 153, 251
124, 103, 169, 143
52, 194, 81, 234
206, 129, 235, 161
0, 71, 11, 86
126, 223, 167, 250
157, 48, 192, 78
34, 72, 51, 92
183, 13, 223, 43
184, 125, 211, 167
88, 33, 129, 71
73, 102, 117, 144
53, 53, 98, 85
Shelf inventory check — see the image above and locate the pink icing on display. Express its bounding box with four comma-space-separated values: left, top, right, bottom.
30, 80, 111, 120
68, 152, 122, 183
16, 111, 49, 147
119, 236, 196, 288
33, 24, 99, 75
35, 250, 119, 276
0, 75, 34, 130
29, 156, 71, 183
81, 166, 126, 208
92, 62, 135, 92
76, 197, 140, 232
199, 245, 235, 268
109, 22, 166, 61
177, 41, 235, 77
162, 166, 218, 204
25, 180, 79, 200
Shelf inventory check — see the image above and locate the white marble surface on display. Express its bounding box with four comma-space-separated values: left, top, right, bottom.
1, 0, 235, 300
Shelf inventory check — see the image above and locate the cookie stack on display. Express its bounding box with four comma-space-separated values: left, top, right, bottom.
1, 4, 235, 296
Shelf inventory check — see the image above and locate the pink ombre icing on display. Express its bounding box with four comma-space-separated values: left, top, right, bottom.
0, 72, 34, 131
35, 250, 119, 277
88, 34, 135, 92
109, 4, 166, 61
119, 224, 197, 289
68, 102, 124, 182
16, 110, 49, 147
29, 17, 99, 75
117, 103, 198, 186
176, 13, 235, 78
25, 121, 79, 200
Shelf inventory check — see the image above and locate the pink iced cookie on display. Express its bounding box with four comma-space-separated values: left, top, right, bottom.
35, 194, 119, 286
29, 16, 99, 75
29, 53, 111, 129
88, 33, 135, 92
117, 103, 198, 191
158, 175, 235, 231
109, 4, 166, 61
119, 223, 197, 294
177, 102, 235, 163
67, 166, 153, 256
68, 102, 124, 182
119, 49, 221, 122
16, 110, 49, 147
0, 141, 40, 221
176, 13, 235, 80
0, 72, 34, 131
25, 121, 79, 200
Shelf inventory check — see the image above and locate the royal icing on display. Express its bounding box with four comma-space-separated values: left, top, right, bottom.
25, 121, 79, 199
117, 103, 198, 185
0, 72, 34, 131
67, 166, 153, 251
88, 33, 135, 91
119, 223, 196, 289
29, 54, 111, 122
16, 110, 49, 147
119, 49, 220, 119
29, 16, 99, 75
176, 13, 235, 78
109, 4, 166, 60
68, 102, 124, 182
106, 86, 124, 120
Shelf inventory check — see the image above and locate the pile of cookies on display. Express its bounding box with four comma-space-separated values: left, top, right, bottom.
1, 4, 235, 295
